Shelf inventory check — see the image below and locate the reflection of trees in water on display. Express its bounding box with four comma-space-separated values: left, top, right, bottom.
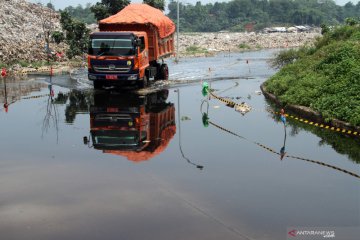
42, 92, 59, 142
40, 89, 92, 141
268, 110, 360, 164
52, 90, 93, 124
288, 124, 301, 137
314, 130, 360, 163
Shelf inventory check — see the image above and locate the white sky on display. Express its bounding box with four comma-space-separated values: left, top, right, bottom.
29, 0, 359, 10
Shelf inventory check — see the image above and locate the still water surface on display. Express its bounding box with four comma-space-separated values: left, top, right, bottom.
0, 50, 359, 240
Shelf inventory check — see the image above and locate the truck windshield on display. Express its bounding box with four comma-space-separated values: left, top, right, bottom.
92, 130, 147, 148
89, 36, 135, 57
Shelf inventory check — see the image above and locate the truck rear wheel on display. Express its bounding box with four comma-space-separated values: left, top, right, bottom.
154, 63, 161, 80
160, 64, 169, 80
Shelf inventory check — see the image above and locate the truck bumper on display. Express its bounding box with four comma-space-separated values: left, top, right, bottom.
88, 73, 139, 82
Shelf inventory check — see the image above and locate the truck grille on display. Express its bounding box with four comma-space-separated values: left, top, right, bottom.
95, 114, 132, 122
93, 65, 131, 73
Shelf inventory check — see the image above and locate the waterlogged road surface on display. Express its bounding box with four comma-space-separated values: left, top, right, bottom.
0, 50, 359, 240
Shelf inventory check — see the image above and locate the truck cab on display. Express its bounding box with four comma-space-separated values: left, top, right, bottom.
88, 32, 151, 89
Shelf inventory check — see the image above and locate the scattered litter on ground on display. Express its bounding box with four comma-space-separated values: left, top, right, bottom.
235, 103, 252, 115
181, 116, 191, 121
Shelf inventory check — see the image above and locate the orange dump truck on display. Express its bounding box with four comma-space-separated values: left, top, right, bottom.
88, 4, 176, 89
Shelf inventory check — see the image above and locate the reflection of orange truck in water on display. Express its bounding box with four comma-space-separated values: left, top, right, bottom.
88, 90, 176, 162
88, 4, 176, 89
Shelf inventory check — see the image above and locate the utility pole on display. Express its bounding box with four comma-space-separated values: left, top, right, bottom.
47, 0, 52, 64
176, 0, 179, 63
41, 0, 54, 64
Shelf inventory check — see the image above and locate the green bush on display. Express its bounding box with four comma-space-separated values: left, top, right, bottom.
238, 43, 250, 49
51, 31, 65, 44
60, 11, 90, 59
185, 45, 208, 54
0, 62, 8, 68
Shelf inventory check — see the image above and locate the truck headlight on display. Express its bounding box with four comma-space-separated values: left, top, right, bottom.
88, 74, 97, 80
128, 75, 137, 80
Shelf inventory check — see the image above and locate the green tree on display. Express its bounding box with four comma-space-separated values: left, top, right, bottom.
47, 2, 55, 10
60, 11, 73, 30
167, 0, 177, 19
143, 0, 165, 11
317, 0, 341, 24
227, 0, 254, 19
320, 23, 330, 34
60, 11, 90, 59
345, 17, 358, 26
104, 0, 130, 14
63, 4, 96, 24
90, 0, 130, 21
51, 31, 65, 44
90, 3, 109, 21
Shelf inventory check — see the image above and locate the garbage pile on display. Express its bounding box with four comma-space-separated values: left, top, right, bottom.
178, 31, 321, 56
0, 0, 65, 64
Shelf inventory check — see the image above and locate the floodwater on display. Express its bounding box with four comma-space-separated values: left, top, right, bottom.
0, 50, 359, 240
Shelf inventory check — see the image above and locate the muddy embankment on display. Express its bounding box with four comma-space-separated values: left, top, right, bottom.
260, 83, 360, 135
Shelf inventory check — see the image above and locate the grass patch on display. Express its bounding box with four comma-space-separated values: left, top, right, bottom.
238, 43, 251, 49
0, 60, 59, 71
0, 62, 7, 68
185, 45, 209, 54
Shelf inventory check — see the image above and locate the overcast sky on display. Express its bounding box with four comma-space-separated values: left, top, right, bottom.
29, 0, 359, 10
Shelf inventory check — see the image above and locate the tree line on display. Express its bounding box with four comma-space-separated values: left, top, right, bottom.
62, 0, 165, 23
61, 0, 360, 32
167, 0, 360, 32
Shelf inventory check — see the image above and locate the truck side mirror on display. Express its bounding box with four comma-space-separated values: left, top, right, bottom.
83, 136, 89, 145
135, 39, 141, 47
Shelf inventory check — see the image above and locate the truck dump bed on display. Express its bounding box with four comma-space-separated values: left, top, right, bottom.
99, 4, 176, 62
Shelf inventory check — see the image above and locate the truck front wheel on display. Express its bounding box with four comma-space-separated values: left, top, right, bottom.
138, 75, 148, 89
93, 80, 102, 89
